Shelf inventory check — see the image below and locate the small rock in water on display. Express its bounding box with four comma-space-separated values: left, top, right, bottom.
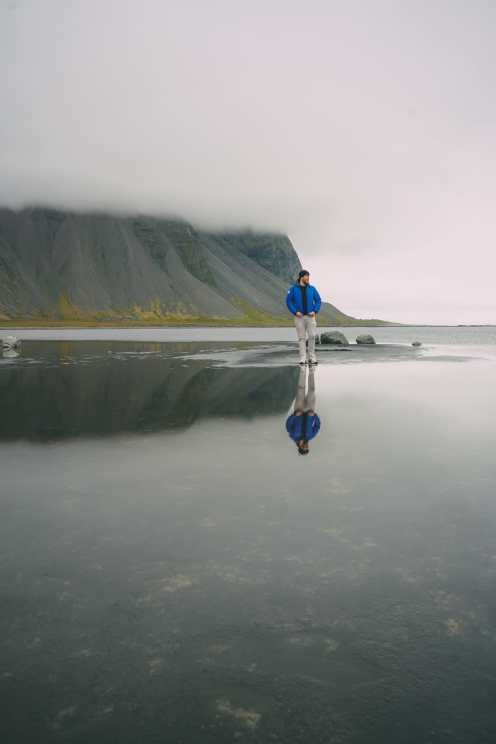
412, 341, 422, 347
320, 331, 349, 346
2, 335, 21, 350
356, 334, 376, 345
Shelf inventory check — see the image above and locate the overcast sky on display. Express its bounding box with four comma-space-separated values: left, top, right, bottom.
1, 0, 495, 323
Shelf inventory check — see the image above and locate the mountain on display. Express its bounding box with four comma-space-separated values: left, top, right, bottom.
0, 207, 384, 324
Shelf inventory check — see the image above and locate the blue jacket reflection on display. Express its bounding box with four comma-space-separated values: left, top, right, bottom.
286, 412, 321, 442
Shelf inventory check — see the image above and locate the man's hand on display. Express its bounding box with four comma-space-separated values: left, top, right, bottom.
308, 312, 315, 317
296, 311, 303, 317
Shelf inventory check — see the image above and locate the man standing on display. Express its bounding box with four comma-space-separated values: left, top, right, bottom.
286, 269, 322, 365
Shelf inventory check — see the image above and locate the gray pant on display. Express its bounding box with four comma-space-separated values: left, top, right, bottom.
294, 365, 316, 412
295, 315, 317, 363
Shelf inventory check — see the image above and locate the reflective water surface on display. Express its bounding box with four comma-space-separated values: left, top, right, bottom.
3, 324, 496, 344
1, 339, 496, 743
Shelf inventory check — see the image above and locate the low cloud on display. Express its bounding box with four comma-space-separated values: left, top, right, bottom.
1, 0, 495, 322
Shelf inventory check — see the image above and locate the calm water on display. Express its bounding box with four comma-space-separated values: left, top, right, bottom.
1, 333, 496, 743
4, 324, 496, 345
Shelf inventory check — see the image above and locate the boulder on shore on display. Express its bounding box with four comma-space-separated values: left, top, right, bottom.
1, 335, 21, 350
320, 331, 349, 346
356, 334, 376, 345
412, 341, 422, 347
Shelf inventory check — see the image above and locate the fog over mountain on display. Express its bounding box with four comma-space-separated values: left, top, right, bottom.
1, 1, 495, 323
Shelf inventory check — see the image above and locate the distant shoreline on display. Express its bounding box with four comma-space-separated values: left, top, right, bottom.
0, 319, 395, 329
1, 321, 494, 330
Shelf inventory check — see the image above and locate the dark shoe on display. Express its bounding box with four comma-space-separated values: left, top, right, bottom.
298, 360, 307, 366
308, 359, 318, 365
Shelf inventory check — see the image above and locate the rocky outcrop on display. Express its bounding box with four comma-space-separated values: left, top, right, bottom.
320, 331, 349, 345
207, 230, 302, 285
1, 335, 21, 349
356, 334, 376, 344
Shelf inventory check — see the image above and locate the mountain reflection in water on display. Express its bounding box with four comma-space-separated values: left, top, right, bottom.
0, 342, 298, 440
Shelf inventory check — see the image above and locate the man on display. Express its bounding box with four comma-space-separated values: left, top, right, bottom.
286, 269, 321, 365
286, 365, 320, 455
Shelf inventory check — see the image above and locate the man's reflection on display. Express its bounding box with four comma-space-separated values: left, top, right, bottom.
286, 366, 321, 455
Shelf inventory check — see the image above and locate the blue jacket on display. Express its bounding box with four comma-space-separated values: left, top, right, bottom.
286, 412, 321, 442
286, 283, 322, 316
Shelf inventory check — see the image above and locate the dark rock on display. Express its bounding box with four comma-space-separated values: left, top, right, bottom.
320, 331, 349, 345
2, 349, 19, 359
1, 335, 21, 350
209, 230, 302, 285
412, 341, 422, 347
356, 334, 376, 344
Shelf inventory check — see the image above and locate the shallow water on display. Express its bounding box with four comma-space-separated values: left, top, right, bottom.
1, 338, 496, 743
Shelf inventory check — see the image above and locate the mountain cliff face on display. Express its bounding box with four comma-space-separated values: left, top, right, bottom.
0, 207, 359, 323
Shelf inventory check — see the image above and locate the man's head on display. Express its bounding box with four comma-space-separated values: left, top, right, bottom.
297, 440, 309, 455
298, 270, 310, 285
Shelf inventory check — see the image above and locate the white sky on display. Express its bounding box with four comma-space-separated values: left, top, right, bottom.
1, 0, 495, 323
